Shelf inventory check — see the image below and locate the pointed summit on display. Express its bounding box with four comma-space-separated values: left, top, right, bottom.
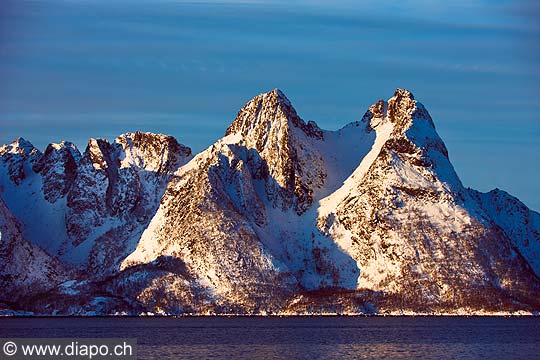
360, 88, 421, 131
13, 137, 37, 153
0, 137, 39, 156
225, 89, 322, 140
221, 89, 326, 214
0, 137, 42, 185
114, 131, 191, 173
393, 88, 414, 99
268, 88, 289, 102
32, 141, 81, 203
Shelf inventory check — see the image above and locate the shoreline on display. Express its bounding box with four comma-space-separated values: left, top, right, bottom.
1, 312, 539, 318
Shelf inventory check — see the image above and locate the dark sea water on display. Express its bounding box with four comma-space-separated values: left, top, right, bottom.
1, 316, 539, 359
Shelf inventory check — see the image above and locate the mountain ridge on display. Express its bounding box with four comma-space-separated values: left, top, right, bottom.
1, 89, 539, 315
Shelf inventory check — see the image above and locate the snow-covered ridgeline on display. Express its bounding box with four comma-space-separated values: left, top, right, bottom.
1, 89, 539, 315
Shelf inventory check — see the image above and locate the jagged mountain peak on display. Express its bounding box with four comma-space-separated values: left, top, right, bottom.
0, 137, 42, 185
0, 137, 40, 156
219, 89, 326, 214
50, 140, 76, 150
33, 141, 82, 204
2, 89, 540, 315
393, 87, 415, 99
225, 89, 323, 141
115, 130, 183, 145
315, 89, 539, 304
358, 89, 448, 162
114, 131, 192, 172
84, 138, 114, 171
42, 141, 81, 161
12, 137, 36, 152
267, 88, 289, 103
388, 88, 436, 133
86, 137, 111, 151
64, 131, 192, 259
360, 88, 428, 131
83, 132, 192, 166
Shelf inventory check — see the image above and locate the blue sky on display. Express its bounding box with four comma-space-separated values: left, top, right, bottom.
0, 0, 539, 210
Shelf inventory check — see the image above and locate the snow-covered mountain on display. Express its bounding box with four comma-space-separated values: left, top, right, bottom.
0, 196, 70, 307
0, 133, 191, 274
1, 89, 539, 315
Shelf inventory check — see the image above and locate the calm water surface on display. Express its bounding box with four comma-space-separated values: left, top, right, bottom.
1, 317, 539, 359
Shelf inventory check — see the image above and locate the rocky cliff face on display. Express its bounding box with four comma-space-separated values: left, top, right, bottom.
0, 138, 42, 185
32, 141, 81, 203
314, 89, 540, 311
1, 90, 539, 315
0, 197, 70, 306
225, 89, 326, 214
0, 132, 192, 281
